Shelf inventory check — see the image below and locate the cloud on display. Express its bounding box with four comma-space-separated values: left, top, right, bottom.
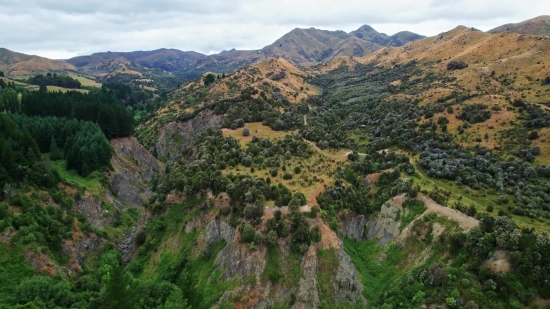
0, 0, 547, 59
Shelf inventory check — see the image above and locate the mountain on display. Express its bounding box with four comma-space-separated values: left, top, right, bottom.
66, 48, 207, 72
0, 48, 77, 78
68, 25, 424, 81
489, 15, 550, 35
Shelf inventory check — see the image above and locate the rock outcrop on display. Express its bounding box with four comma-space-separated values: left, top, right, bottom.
294, 246, 320, 309
62, 234, 106, 276
342, 214, 368, 241
334, 247, 368, 306
156, 110, 221, 162
73, 193, 114, 229
110, 137, 163, 207
366, 203, 401, 244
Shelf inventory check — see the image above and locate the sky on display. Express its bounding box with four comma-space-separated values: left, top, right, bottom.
0, 0, 548, 59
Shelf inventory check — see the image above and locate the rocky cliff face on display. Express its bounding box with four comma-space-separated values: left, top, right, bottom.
73, 193, 114, 229
110, 137, 163, 207
156, 110, 221, 162
294, 247, 320, 309
366, 203, 401, 245
342, 214, 368, 241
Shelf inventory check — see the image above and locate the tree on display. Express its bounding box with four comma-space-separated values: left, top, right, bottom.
3, 183, 14, 202
0, 71, 4, 77
242, 127, 250, 136
204, 74, 216, 86
101, 264, 138, 309
241, 223, 255, 243
288, 196, 301, 211
49, 137, 63, 160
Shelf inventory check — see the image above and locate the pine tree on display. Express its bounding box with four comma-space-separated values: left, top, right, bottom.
49, 137, 63, 160
102, 265, 137, 309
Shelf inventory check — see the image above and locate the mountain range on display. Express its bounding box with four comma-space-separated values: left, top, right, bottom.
1, 16, 549, 83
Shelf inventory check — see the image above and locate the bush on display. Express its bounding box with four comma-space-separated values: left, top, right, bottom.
283, 173, 293, 180
528, 131, 539, 140
241, 223, 255, 243
310, 226, 321, 243
447, 61, 468, 70
242, 127, 250, 136
293, 166, 301, 174
542, 76, 550, 85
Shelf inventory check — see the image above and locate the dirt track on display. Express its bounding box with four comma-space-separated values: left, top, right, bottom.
388, 193, 479, 241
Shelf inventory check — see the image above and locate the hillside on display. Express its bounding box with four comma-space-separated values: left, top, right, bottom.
0, 48, 77, 78
67, 48, 207, 72
489, 15, 550, 36
3, 16, 550, 309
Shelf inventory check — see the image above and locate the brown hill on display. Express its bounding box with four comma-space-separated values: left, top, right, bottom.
67, 49, 207, 72
489, 15, 550, 36
0, 48, 77, 78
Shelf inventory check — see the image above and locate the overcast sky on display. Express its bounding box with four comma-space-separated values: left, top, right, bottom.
0, 0, 548, 59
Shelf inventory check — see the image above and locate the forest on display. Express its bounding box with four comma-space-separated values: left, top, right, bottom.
27, 73, 82, 89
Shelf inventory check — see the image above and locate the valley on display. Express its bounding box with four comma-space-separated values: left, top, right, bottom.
1, 15, 550, 309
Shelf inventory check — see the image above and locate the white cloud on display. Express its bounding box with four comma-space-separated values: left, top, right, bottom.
0, 0, 547, 59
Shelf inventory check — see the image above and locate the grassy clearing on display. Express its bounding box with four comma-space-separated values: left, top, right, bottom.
50, 159, 104, 195
343, 239, 408, 305
399, 200, 427, 232
46, 86, 89, 93
68, 73, 102, 87
222, 122, 345, 205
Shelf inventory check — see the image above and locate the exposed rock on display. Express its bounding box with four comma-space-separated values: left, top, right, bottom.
334, 248, 367, 306
119, 227, 137, 265
366, 203, 401, 244
62, 234, 106, 276
25, 249, 68, 278
201, 219, 235, 245
203, 220, 266, 281
73, 193, 114, 229
110, 137, 163, 207
119, 211, 151, 265
342, 214, 368, 241
293, 246, 320, 309
156, 110, 221, 163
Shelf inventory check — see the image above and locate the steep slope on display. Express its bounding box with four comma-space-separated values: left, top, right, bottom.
0, 48, 78, 78
489, 15, 550, 36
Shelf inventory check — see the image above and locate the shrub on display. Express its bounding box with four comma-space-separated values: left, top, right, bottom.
293, 166, 301, 174
447, 61, 468, 70
542, 76, 550, 85
528, 131, 539, 140
241, 223, 255, 243
283, 173, 293, 180
310, 226, 321, 243
242, 127, 250, 136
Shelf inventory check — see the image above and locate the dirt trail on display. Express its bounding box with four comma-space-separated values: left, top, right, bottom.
391, 193, 479, 241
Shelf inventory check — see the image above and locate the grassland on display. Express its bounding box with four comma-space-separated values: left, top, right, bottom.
68, 73, 102, 87
50, 159, 104, 195
222, 123, 351, 205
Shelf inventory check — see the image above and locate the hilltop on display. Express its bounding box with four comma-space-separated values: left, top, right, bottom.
489, 15, 550, 36
0, 48, 77, 78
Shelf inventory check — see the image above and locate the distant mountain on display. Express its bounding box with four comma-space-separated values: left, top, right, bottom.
67, 25, 424, 81
0, 48, 77, 78
350, 26, 426, 46
174, 25, 423, 79
66, 49, 207, 72
489, 15, 550, 36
